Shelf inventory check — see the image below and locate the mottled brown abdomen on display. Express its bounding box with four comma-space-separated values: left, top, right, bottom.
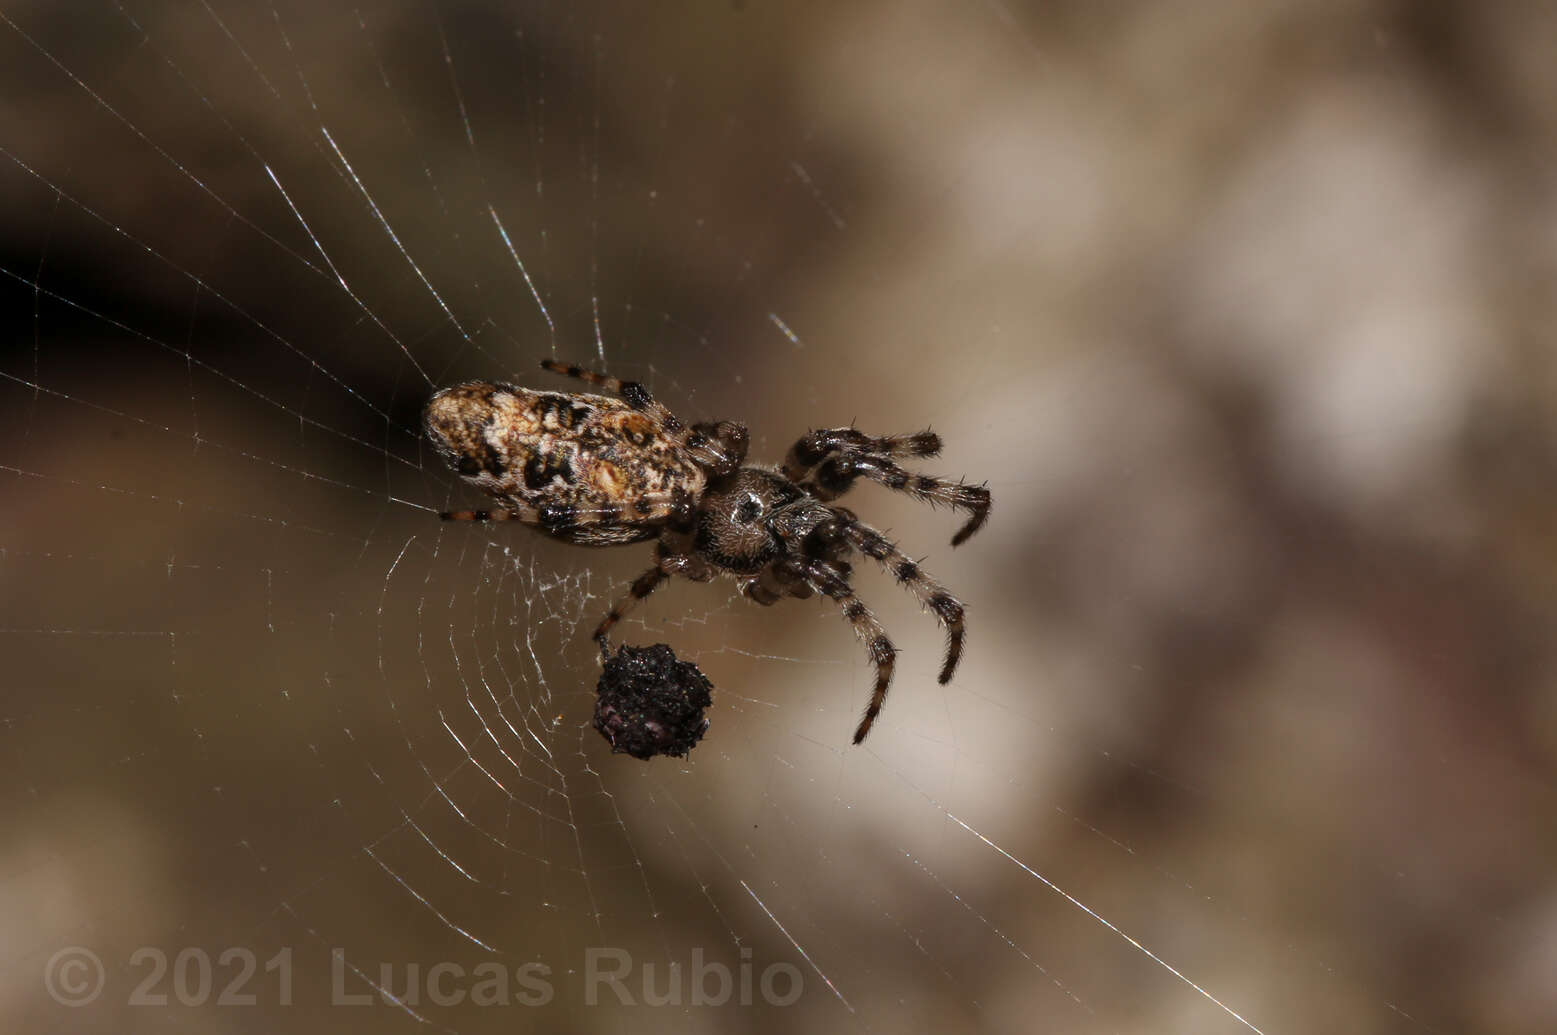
425, 381, 706, 522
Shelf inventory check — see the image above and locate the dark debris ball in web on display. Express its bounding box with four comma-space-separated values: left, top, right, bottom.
593, 644, 713, 760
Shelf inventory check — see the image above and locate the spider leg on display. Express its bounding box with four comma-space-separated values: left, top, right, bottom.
836, 517, 967, 685
441, 488, 693, 531
800, 561, 897, 744
540, 357, 662, 408
825, 457, 991, 547
784, 428, 990, 545
592, 567, 669, 658
442, 501, 612, 523
783, 428, 942, 479
591, 537, 715, 657
541, 357, 689, 431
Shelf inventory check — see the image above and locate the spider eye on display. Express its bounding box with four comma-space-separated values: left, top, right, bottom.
735, 496, 763, 524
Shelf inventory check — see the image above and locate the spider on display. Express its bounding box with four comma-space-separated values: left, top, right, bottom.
424, 359, 990, 744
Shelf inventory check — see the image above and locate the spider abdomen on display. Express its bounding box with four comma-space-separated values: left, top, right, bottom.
425, 380, 705, 538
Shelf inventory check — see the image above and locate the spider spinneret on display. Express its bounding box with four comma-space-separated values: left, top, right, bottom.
425, 359, 990, 744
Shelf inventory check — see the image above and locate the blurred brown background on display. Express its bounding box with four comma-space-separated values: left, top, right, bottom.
3, 1, 1555, 1032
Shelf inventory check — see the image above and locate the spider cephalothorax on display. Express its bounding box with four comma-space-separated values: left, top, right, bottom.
425, 359, 990, 743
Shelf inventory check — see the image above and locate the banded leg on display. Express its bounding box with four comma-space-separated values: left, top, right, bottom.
804, 562, 897, 744
541, 357, 655, 403
441, 489, 691, 533
593, 567, 669, 658
540, 356, 685, 427
783, 428, 943, 480
785, 428, 990, 546
842, 520, 966, 685
442, 502, 559, 523
824, 457, 991, 546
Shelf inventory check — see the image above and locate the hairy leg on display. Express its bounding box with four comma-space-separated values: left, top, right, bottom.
590, 537, 714, 656
839, 518, 967, 685
783, 427, 990, 545
802, 560, 898, 744
592, 568, 668, 658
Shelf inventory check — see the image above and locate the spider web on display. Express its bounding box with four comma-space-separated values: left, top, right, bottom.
3, 2, 1554, 1032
